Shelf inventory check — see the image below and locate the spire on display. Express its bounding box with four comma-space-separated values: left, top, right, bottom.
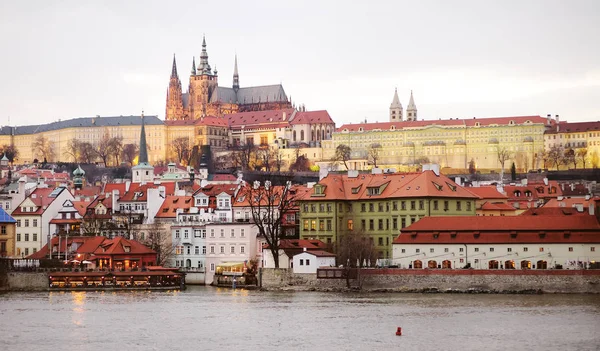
233, 54, 240, 90
171, 54, 178, 78
390, 88, 402, 108
408, 90, 416, 109
191, 56, 196, 75
406, 90, 417, 121
198, 35, 212, 75
138, 112, 149, 165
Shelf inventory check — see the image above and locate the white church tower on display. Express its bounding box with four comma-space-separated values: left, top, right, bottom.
389, 88, 403, 122
406, 90, 417, 121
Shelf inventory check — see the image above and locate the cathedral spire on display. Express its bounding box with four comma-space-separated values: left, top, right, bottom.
138, 112, 149, 165
171, 54, 178, 78
390, 88, 402, 108
198, 35, 212, 75
406, 90, 417, 121
389, 88, 403, 122
191, 56, 197, 75
233, 54, 240, 91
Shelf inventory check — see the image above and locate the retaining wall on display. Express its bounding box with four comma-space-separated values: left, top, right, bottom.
5, 272, 48, 291
260, 268, 600, 293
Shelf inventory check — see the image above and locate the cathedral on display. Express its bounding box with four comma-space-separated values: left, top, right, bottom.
389, 88, 418, 122
165, 36, 292, 120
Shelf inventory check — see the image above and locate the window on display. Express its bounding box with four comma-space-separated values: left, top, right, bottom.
0, 226, 5, 235
202, 246, 206, 254
443, 201, 449, 211
240, 246, 245, 254
369, 203, 374, 212
25, 248, 29, 255
466, 201, 472, 211
401, 218, 406, 228
568, 247, 573, 252
539, 247, 544, 252
319, 204, 325, 212
210, 263, 215, 272
489, 247, 494, 252
326, 220, 332, 231
220, 229, 225, 237
210, 246, 215, 254
231, 229, 235, 238
347, 220, 353, 231
378, 203, 384, 212
419, 200, 424, 210
378, 237, 383, 246
401, 248, 406, 253
474, 247, 479, 252
303, 220, 309, 230
194, 246, 200, 255
592, 247, 596, 252
392, 218, 398, 230
241, 229, 245, 237
507, 248, 512, 252
184, 230, 189, 239
410, 201, 416, 210
24, 233, 29, 241
306, 259, 310, 265
416, 249, 420, 253
378, 219, 383, 230
33, 234, 37, 242
220, 246, 225, 254
33, 219, 38, 227
523, 247, 528, 252
175, 230, 180, 239
299, 259, 304, 266
401, 201, 406, 210
430, 248, 434, 253
186, 246, 191, 255
319, 220, 325, 231
311, 220, 317, 231
230, 246, 235, 254
327, 204, 332, 212
459, 247, 464, 252
393, 202, 398, 211
456, 201, 462, 211
25, 219, 29, 227
369, 219, 374, 231
17, 220, 21, 227
17, 233, 21, 241
444, 248, 449, 253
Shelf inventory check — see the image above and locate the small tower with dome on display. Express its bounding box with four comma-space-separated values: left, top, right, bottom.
73, 165, 85, 190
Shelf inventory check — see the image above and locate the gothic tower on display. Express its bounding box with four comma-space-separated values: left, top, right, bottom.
132, 112, 154, 183
188, 35, 219, 119
406, 90, 417, 121
389, 88, 403, 122
165, 55, 185, 120
233, 54, 240, 91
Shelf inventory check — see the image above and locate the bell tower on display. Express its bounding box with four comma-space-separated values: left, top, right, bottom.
406, 90, 417, 121
165, 55, 185, 120
188, 35, 219, 119
389, 88, 403, 122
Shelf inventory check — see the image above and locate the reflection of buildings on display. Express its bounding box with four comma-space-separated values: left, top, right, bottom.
392, 213, 600, 270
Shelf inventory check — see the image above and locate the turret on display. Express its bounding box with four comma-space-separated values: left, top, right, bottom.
406, 90, 417, 121
389, 88, 403, 122
233, 54, 240, 91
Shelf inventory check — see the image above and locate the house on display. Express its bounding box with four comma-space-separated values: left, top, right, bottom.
467, 186, 518, 216
262, 239, 329, 269
0, 207, 17, 257
392, 214, 600, 270
12, 186, 73, 257
292, 249, 336, 274
49, 198, 90, 237
192, 183, 237, 223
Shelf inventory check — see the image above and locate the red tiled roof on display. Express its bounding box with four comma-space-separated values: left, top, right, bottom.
521, 207, 589, 216
226, 108, 295, 128
103, 182, 130, 195
296, 250, 336, 257
72, 200, 92, 216
468, 186, 507, 200
545, 121, 600, 134
96, 236, 155, 255
393, 215, 600, 245
119, 182, 177, 202
290, 110, 335, 125
265, 239, 328, 250
480, 202, 515, 211
302, 171, 477, 201
11, 187, 63, 216
156, 195, 194, 218
194, 183, 237, 197
337, 115, 548, 132
210, 174, 237, 182
544, 197, 596, 209
74, 186, 102, 198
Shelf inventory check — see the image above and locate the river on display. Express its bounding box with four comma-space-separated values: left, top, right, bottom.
0, 287, 599, 351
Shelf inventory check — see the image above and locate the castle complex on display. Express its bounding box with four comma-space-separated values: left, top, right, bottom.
165, 36, 292, 120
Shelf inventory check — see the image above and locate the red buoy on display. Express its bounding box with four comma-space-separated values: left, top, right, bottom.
396, 327, 402, 336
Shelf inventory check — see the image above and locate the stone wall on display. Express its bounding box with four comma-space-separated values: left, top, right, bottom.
4, 272, 48, 291
260, 268, 600, 293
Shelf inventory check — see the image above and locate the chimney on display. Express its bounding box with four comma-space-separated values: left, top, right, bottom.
547, 114, 551, 125
112, 190, 120, 212
589, 202, 595, 216
555, 114, 560, 124
282, 112, 287, 121
125, 181, 131, 192
303, 247, 307, 252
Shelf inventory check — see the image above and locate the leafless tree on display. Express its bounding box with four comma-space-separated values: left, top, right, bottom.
94, 132, 113, 167
576, 148, 588, 169
564, 148, 576, 169
273, 149, 286, 172
333, 144, 351, 170
79, 142, 96, 164
496, 146, 512, 181
171, 137, 192, 165
64, 138, 81, 162
367, 143, 382, 168
80, 213, 118, 237
0, 144, 19, 163
241, 180, 297, 268
108, 136, 124, 166
336, 230, 377, 289
31, 135, 56, 162
290, 148, 311, 172
139, 222, 176, 267
547, 144, 565, 170
122, 144, 139, 166
232, 142, 257, 171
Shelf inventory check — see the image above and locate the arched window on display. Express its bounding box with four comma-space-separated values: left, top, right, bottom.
427, 260, 437, 269
413, 260, 423, 269
300, 130, 304, 141
293, 130, 297, 142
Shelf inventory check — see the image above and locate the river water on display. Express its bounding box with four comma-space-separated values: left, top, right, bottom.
1, 287, 599, 351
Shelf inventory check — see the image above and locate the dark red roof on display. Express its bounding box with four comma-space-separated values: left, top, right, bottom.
468, 186, 507, 200
226, 108, 295, 129
290, 110, 335, 125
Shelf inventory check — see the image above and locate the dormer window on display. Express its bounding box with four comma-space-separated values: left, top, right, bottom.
124, 246, 131, 253
358, 127, 363, 132
313, 185, 324, 195
514, 190, 521, 197
367, 187, 381, 196
351, 185, 362, 194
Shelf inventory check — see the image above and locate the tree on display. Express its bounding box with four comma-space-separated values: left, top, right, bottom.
94, 131, 122, 167
563, 148, 576, 169
232, 142, 257, 171
576, 148, 588, 169
468, 158, 476, 175
0, 144, 19, 163
241, 180, 297, 268
139, 222, 176, 267
590, 151, 599, 169
510, 162, 516, 182
336, 230, 377, 289
122, 143, 139, 166
64, 138, 82, 162
367, 143, 382, 168
496, 146, 512, 181
79, 142, 96, 164
108, 136, 124, 166
547, 145, 565, 170
290, 153, 311, 172
333, 144, 351, 170
171, 137, 192, 165
31, 135, 55, 162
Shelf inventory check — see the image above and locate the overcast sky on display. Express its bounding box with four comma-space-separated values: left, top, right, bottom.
1, 0, 598, 127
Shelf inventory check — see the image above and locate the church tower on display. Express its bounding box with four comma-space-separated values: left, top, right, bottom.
406, 90, 417, 121
233, 54, 240, 91
389, 88, 403, 122
188, 35, 219, 119
132, 112, 154, 183
165, 55, 185, 120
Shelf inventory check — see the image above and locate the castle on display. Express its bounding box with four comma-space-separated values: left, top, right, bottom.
165, 36, 292, 120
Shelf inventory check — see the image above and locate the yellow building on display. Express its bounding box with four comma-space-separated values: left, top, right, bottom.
321, 115, 551, 172
544, 116, 600, 169
0, 207, 17, 257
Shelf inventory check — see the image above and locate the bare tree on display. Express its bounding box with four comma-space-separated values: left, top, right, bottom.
122, 143, 139, 166
232, 142, 257, 171
140, 222, 176, 267
367, 143, 382, 168
241, 180, 297, 268
171, 137, 192, 165
273, 149, 286, 172
108, 136, 124, 166
333, 144, 351, 170
289, 148, 311, 172
547, 144, 565, 170
31, 135, 55, 162
64, 138, 81, 162
496, 146, 512, 181
576, 148, 588, 169
79, 142, 96, 164
564, 148, 576, 169
336, 230, 377, 289
94, 132, 113, 167
80, 212, 117, 237
0, 144, 19, 163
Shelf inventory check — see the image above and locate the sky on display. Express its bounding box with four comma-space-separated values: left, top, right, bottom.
0, 0, 599, 127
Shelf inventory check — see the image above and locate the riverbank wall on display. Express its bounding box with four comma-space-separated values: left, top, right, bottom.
260, 268, 600, 293
1, 272, 48, 291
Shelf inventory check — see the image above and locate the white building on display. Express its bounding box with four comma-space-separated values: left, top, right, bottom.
292, 250, 336, 274
13, 186, 73, 257
392, 214, 600, 270
262, 239, 330, 269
